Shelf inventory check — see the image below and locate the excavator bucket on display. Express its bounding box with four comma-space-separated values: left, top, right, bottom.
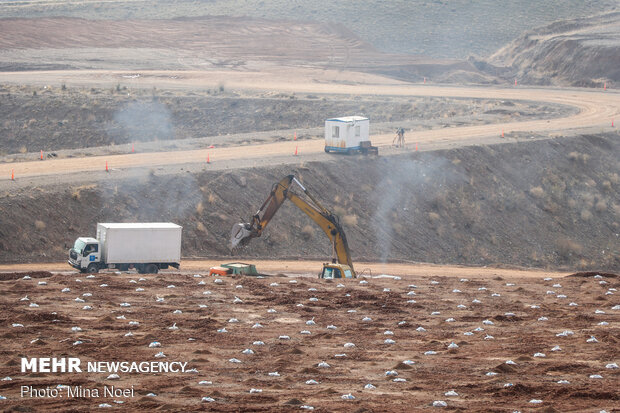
231, 222, 252, 249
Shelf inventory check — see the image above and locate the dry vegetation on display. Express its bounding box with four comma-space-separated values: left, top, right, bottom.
0, 84, 571, 156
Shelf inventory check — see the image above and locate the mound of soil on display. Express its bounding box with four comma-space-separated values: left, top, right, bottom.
486, 11, 620, 86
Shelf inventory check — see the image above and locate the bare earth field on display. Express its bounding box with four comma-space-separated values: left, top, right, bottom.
0, 268, 618, 411
0, 16, 484, 84
0, 5, 619, 412
0, 0, 616, 60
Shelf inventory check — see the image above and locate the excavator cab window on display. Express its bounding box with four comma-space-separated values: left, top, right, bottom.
344, 269, 353, 278
322, 267, 342, 279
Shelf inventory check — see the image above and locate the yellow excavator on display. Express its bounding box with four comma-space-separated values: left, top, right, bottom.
231, 175, 356, 279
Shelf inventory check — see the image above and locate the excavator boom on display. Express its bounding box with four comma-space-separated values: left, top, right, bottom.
231, 175, 355, 275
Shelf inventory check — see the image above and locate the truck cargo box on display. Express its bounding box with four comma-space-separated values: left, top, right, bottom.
96, 223, 182, 264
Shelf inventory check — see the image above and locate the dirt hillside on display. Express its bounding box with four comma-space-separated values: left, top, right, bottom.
1, 133, 618, 271
0, 0, 616, 59
486, 11, 620, 87
0, 16, 486, 84
3, 12, 620, 87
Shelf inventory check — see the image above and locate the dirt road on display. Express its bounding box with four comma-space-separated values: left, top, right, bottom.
0, 260, 570, 279
2, 69, 619, 181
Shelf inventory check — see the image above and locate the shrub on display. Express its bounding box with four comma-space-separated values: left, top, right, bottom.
580, 209, 593, 221
568, 152, 590, 164
529, 186, 545, 198
333, 205, 347, 217
301, 225, 314, 241
34, 220, 46, 231
71, 184, 97, 200
342, 214, 358, 226
556, 237, 583, 258
428, 212, 440, 222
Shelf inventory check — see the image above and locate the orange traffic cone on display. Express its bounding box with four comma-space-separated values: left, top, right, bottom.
11, 169, 14, 180
294, 146, 298, 156
604, 82, 607, 91
40, 150, 43, 160
131, 143, 135, 153
207, 153, 210, 164
501, 130, 504, 138
105, 161, 109, 172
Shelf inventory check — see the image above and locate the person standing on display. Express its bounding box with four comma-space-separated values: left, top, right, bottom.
393, 127, 405, 148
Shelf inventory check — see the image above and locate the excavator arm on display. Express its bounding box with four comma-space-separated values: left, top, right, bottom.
230, 175, 294, 247
286, 192, 355, 271
231, 175, 355, 274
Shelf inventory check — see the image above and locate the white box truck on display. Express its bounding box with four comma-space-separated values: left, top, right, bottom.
68, 223, 182, 274
324, 116, 378, 155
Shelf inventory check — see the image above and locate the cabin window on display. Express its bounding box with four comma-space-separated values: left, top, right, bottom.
344, 269, 353, 278
332, 126, 340, 138
84, 244, 98, 255
355, 125, 360, 137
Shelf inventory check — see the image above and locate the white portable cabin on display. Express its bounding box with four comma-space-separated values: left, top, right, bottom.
324, 116, 370, 153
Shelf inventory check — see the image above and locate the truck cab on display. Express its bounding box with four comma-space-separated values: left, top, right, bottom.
320, 263, 355, 279
68, 237, 101, 273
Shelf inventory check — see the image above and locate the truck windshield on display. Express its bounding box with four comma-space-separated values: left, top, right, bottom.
73, 239, 86, 254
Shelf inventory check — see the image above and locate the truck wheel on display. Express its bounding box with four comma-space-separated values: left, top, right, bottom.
324, 147, 329, 153
145, 264, 158, 274
118, 264, 129, 272
86, 263, 99, 274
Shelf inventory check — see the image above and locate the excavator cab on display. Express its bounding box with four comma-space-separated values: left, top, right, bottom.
320, 263, 354, 279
